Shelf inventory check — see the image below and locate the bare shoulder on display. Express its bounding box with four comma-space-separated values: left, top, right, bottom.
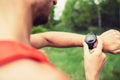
0, 59, 72, 80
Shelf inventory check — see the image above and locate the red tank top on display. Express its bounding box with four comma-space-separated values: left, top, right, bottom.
0, 41, 51, 65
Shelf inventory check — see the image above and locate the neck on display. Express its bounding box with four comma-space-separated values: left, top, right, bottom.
0, 0, 32, 45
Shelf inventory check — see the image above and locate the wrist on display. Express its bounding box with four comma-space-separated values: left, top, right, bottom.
85, 73, 99, 80
81, 35, 85, 46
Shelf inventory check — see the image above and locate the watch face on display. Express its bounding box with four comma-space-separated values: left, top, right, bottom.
85, 33, 97, 49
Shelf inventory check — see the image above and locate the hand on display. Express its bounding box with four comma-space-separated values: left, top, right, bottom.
83, 37, 106, 80
100, 29, 120, 54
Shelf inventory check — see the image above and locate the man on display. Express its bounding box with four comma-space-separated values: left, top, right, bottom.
0, 0, 115, 80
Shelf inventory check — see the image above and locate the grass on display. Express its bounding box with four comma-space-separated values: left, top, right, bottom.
43, 47, 120, 80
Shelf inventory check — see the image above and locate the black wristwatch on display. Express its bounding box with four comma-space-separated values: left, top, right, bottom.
84, 33, 97, 49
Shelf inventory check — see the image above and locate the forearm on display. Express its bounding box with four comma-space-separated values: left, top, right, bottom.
30, 31, 85, 48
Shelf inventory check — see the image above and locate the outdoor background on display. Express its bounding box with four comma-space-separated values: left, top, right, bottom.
32, 0, 120, 80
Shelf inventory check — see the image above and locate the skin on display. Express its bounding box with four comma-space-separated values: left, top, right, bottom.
30, 31, 85, 48
83, 38, 106, 80
0, 0, 71, 80
30, 30, 120, 54
100, 29, 120, 54
0, 0, 106, 80
0, 59, 71, 80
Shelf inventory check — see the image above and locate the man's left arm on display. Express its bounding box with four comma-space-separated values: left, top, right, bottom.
30, 29, 120, 54
30, 31, 85, 48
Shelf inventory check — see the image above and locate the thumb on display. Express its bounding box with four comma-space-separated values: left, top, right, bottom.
96, 37, 103, 52
83, 41, 90, 55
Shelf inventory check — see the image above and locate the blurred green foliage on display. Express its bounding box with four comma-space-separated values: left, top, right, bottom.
43, 47, 85, 80
32, 26, 48, 34
32, 0, 120, 34
58, 0, 120, 33
43, 47, 120, 80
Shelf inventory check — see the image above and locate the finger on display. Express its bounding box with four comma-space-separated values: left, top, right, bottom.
93, 40, 98, 48
83, 41, 90, 55
96, 37, 103, 52
113, 49, 120, 54
102, 53, 106, 64
102, 52, 106, 58
90, 49, 95, 54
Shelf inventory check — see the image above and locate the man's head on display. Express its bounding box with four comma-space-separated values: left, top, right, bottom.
0, 0, 57, 26
32, 0, 57, 26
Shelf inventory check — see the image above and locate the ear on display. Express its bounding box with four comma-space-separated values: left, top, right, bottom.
53, 0, 57, 5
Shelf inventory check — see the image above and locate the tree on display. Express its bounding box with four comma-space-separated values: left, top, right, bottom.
101, 0, 120, 29
59, 0, 98, 32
